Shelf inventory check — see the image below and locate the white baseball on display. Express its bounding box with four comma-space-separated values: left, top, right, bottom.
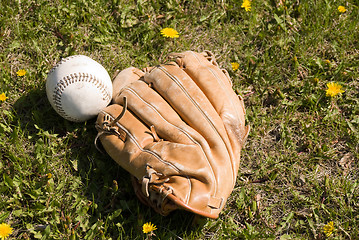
46, 55, 113, 122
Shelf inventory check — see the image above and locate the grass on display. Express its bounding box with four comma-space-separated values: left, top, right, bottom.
0, 0, 358, 239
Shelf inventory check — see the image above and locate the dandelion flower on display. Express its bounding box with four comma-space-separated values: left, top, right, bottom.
241, 0, 251, 12
142, 222, 157, 234
231, 62, 240, 71
323, 221, 335, 237
160, 28, 179, 38
16, 69, 27, 77
47, 173, 52, 179
0, 93, 7, 102
326, 82, 344, 97
338, 6, 346, 13
0, 223, 13, 239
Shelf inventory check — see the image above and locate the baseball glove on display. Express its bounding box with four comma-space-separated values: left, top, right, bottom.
95, 50, 249, 219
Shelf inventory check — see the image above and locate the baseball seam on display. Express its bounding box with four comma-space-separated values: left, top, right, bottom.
53, 72, 111, 122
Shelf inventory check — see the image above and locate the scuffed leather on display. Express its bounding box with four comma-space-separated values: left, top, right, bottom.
96, 51, 249, 218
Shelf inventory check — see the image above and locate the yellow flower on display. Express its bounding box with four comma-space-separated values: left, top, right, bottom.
338, 6, 346, 13
241, 0, 251, 12
325, 59, 331, 64
160, 28, 179, 38
0, 223, 13, 239
323, 221, 335, 237
142, 222, 157, 234
0, 93, 7, 102
326, 82, 344, 97
47, 173, 52, 179
16, 69, 27, 77
231, 62, 240, 71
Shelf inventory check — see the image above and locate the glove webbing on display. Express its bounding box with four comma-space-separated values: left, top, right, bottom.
94, 97, 128, 152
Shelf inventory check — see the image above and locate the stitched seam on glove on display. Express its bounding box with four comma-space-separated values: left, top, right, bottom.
186, 52, 243, 185
193, 52, 245, 133
101, 110, 183, 170
158, 65, 230, 197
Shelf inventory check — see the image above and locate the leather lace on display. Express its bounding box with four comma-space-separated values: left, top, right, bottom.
142, 165, 170, 200
94, 97, 128, 152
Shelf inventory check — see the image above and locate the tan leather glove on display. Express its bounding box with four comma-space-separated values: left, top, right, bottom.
95, 51, 249, 219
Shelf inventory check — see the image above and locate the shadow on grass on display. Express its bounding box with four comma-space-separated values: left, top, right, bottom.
11, 88, 202, 239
